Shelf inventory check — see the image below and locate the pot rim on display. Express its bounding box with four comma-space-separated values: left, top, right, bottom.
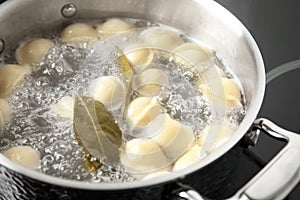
0, 0, 265, 190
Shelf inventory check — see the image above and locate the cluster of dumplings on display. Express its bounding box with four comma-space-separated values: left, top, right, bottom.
120, 26, 242, 110
82, 24, 242, 179
0, 18, 136, 169
0, 37, 54, 168
51, 19, 243, 179
60, 18, 134, 43
0, 38, 55, 133
1, 18, 243, 177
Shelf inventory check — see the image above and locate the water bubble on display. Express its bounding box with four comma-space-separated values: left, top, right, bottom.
14, 134, 23, 140
54, 152, 65, 161
185, 114, 195, 122
51, 140, 73, 155
35, 76, 50, 87
16, 138, 28, 145
55, 63, 64, 76
15, 91, 24, 97
159, 91, 173, 105
0, 138, 10, 148
183, 70, 194, 82
42, 154, 54, 166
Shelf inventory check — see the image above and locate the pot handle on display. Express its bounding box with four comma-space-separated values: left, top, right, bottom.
234, 118, 300, 200
168, 118, 300, 200
166, 182, 205, 200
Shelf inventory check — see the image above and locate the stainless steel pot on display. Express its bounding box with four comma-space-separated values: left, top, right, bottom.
0, 0, 299, 199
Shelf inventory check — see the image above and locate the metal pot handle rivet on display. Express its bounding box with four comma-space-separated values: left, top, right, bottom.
61, 3, 77, 18
241, 125, 261, 148
0, 39, 4, 54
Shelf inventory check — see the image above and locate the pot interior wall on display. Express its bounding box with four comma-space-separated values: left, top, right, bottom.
0, 0, 264, 113
0, 0, 265, 189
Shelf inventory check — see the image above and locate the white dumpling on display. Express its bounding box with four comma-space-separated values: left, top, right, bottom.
16, 38, 54, 66
174, 42, 212, 54
198, 123, 233, 153
198, 77, 242, 108
0, 64, 31, 97
124, 43, 154, 73
127, 97, 163, 127
120, 138, 168, 173
97, 18, 134, 37
61, 23, 98, 43
3, 146, 40, 169
199, 65, 225, 84
140, 27, 183, 50
50, 96, 74, 120
174, 43, 213, 69
173, 144, 207, 171
143, 113, 195, 161
0, 98, 10, 127
88, 76, 126, 111
131, 68, 168, 97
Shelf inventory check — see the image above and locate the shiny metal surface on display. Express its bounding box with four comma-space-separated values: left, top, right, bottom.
235, 119, 300, 200
242, 126, 261, 147
178, 190, 204, 200
61, 3, 77, 18
0, 0, 265, 192
176, 119, 300, 200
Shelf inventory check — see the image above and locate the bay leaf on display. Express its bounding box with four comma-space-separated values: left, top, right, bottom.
116, 46, 134, 79
73, 95, 122, 168
83, 152, 101, 173
115, 47, 134, 119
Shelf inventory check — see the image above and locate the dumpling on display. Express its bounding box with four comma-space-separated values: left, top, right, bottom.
143, 113, 194, 161
16, 38, 54, 66
97, 18, 134, 38
198, 77, 242, 108
0, 98, 10, 127
124, 43, 154, 73
2, 145, 40, 169
174, 42, 212, 54
199, 65, 225, 84
0, 64, 31, 97
88, 76, 126, 111
173, 43, 213, 69
197, 122, 233, 153
50, 96, 74, 120
127, 97, 163, 127
173, 144, 207, 171
131, 68, 168, 97
61, 23, 98, 43
140, 27, 183, 50
120, 138, 168, 173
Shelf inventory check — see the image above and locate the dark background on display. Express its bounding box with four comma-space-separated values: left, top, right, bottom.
216, 1, 300, 199
216, 0, 300, 131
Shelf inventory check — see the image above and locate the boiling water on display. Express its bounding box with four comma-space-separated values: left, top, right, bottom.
0, 18, 245, 182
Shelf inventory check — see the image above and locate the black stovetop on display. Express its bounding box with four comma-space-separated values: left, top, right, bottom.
216, 0, 300, 199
